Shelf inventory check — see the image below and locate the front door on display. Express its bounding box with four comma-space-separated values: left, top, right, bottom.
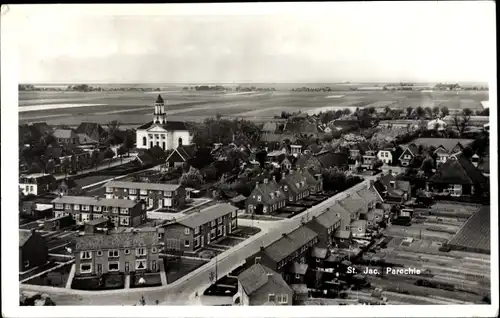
223, 224, 226, 237
97, 264, 102, 275
125, 262, 130, 273
207, 234, 211, 245
148, 199, 154, 208
201, 236, 204, 247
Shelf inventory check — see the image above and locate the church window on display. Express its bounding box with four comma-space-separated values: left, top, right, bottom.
162, 142, 166, 150
142, 137, 147, 146
178, 138, 183, 147
161, 134, 165, 139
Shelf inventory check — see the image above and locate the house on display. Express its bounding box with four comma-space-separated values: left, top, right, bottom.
53, 128, 79, 144
267, 150, 286, 164
301, 168, 323, 193
356, 187, 380, 229
84, 218, 110, 234
327, 204, 353, 248
163, 203, 237, 252
427, 118, 447, 131
105, 181, 186, 210
19, 173, 57, 196
290, 144, 302, 155
428, 153, 488, 197
294, 153, 322, 173
20, 201, 53, 219
339, 193, 366, 219
305, 209, 342, 249
31, 122, 53, 136
51, 196, 147, 227
375, 173, 412, 204
74, 229, 161, 276
279, 170, 310, 203
75, 122, 106, 144
280, 156, 294, 170
136, 95, 193, 150
246, 226, 318, 284
246, 178, 286, 215
398, 144, 418, 167
350, 220, 368, 239
19, 229, 48, 272
377, 149, 393, 165
166, 144, 197, 168
361, 150, 378, 170
234, 263, 293, 306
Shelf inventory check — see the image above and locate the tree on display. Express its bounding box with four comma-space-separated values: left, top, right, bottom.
440, 106, 450, 117
255, 150, 267, 169
372, 159, 383, 170
122, 135, 135, 155
45, 160, 55, 174
61, 158, 71, 177
424, 107, 433, 118
91, 150, 101, 170
117, 146, 127, 163
28, 162, 42, 174
406, 107, 414, 118
106, 120, 122, 145
103, 148, 115, 167
139, 296, 146, 306
342, 108, 352, 116
452, 108, 473, 135
147, 146, 166, 163
432, 106, 440, 118
179, 167, 204, 188
420, 157, 434, 176
415, 106, 426, 119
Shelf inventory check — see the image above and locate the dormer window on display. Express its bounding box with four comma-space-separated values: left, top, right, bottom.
257, 195, 262, 202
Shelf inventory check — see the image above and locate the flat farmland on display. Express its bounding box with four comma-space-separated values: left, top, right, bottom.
19, 89, 489, 126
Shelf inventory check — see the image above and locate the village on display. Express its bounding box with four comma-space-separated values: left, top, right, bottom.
17, 92, 491, 306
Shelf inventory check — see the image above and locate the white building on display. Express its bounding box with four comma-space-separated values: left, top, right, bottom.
19, 173, 56, 196
427, 118, 447, 131
377, 149, 393, 165
136, 95, 192, 150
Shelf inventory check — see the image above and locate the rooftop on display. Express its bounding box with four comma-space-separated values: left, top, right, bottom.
19, 230, 34, 247
75, 230, 159, 251
410, 138, 474, 152
447, 206, 489, 254
105, 181, 181, 191
429, 154, 488, 185
52, 196, 140, 208
176, 203, 236, 228
263, 226, 318, 262
237, 263, 291, 296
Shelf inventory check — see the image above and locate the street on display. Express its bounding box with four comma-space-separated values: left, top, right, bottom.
20, 181, 369, 305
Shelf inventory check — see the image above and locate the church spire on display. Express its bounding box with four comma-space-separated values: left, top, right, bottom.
153, 94, 166, 124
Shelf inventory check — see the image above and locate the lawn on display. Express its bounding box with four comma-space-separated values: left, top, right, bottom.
24, 264, 73, 287
164, 258, 207, 284
71, 273, 125, 290
216, 237, 244, 247
130, 272, 163, 288
230, 226, 261, 238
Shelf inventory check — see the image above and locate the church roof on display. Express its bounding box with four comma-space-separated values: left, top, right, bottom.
137, 121, 190, 131
155, 94, 164, 104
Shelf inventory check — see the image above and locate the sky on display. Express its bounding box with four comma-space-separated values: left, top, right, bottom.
12, 2, 496, 83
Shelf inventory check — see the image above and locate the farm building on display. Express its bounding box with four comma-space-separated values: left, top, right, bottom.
447, 206, 490, 254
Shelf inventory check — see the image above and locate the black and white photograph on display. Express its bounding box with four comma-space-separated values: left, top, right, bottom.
1, 2, 497, 317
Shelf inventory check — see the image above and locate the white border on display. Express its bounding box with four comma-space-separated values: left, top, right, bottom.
1, 3, 498, 317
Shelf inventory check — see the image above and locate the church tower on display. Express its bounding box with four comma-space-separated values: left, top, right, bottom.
153, 94, 167, 124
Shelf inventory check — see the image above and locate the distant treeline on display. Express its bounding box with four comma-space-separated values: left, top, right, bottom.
18, 84, 162, 92
291, 83, 488, 92
182, 85, 276, 92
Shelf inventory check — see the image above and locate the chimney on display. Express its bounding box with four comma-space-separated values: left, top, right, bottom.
260, 246, 265, 252
94, 196, 100, 201
266, 273, 273, 276
255, 181, 259, 188
282, 233, 287, 238
264, 178, 268, 184
272, 175, 276, 182
282, 172, 286, 179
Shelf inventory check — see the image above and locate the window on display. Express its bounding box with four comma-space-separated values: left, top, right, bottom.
218, 217, 223, 224
184, 228, 190, 235
161, 135, 165, 139
277, 294, 288, 304
140, 189, 147, 195
178, 137, 183, 146
142, 137, 147, 146
210, 229, 216, 238
93, 206, 101, 212
151, 260, 157, 272
217, 226, 222, 236
263, 206, 267, 213
164, 191, 172, 197
82, 205, 90, 211
129, 189, 137, 195
155, 134, 159, 139
108, 250, 119, 258
74, 204, 80, 210
151, 247, 157, 254
194, 227, 200, 235
65, 204, 71, 210
257, 195, 262, 202
120, 208, 129, 215
80, 264, 92, 273
136, 248, 147, 256
194, 237, 200, 247
345, 226, 349, 231
136, 259, 147, 270
184, 240, 190, 247
97, 251, 103, 257
268, 294, 276, 302
124, 249, 130, 255
24, 260, 30, 268
112, 207, 119, 214
108, 262, 119, 272
80, 251, 92, 260
120, 217, 129, 226
211, 220, 216, 227
55, 204, 63, 210
284, 185, 288, 191
316, 258, 321, 263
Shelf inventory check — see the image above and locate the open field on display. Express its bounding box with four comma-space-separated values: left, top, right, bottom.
19, 89, 488, 126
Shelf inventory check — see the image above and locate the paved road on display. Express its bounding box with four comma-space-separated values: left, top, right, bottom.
54, 156, 136, 181
20, 181, 370, 305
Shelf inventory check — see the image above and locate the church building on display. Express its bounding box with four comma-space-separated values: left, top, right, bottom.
136, 94, 192, 150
